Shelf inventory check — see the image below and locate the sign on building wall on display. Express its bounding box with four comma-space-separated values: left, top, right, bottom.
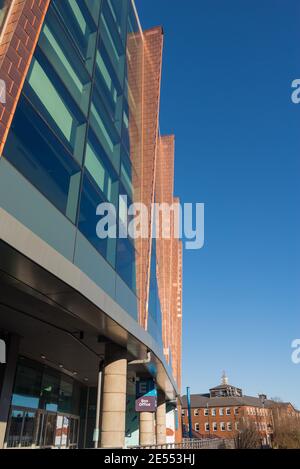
135, 378, 157, 412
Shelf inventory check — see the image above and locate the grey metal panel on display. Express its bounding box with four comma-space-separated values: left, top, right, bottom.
115, 274, 138, 321
74, 231, 116, 299
0, 158, 76, 261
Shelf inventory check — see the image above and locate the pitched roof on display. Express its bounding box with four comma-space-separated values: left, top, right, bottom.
181, 394, 277, 409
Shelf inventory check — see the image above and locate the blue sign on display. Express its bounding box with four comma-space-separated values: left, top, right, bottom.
136, 379, 157, 399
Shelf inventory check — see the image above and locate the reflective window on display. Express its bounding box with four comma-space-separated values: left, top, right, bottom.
94, 45, 123, 122
44, 413, 57, 447
99, 0, 126, 81
6, 409, 38, 448
120, 150, 133, 199
38, 6, 92, 119
12, 362, 42, 409
90, 86, 121, 172
84, 129, 119, 205
116, 237, 136, 292
24, 52, 87, 165
52, 0, 98, 73
4, 96, 82, 223
58, 378, 73, 414
6, 410, 24, 447
21, 411, 36, 447
147, 237, 163, 343
40, 371, 60, 412
78, 171, 117, 266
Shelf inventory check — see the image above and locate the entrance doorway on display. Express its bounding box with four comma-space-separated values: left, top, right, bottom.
5, 406, 79, 448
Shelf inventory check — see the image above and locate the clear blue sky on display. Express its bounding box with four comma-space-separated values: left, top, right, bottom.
136, 0, 300, 407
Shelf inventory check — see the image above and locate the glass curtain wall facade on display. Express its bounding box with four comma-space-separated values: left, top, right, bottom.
3, 0, 143, 297
0, 0, 182, 448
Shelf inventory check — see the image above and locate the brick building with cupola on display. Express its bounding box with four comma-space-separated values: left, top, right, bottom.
181, 373, 300, 446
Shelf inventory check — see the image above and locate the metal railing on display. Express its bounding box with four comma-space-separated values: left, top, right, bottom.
131, 438, 235, 450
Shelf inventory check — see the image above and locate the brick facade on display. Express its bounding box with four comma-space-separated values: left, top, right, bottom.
182, 404, 273, 440
182, 380, 300, 444
156, 135, 182, 387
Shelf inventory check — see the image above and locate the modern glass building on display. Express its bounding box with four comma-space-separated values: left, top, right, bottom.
0, 0, 182, 448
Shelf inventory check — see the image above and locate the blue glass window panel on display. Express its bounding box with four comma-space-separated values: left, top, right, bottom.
102, 0, 127, 51
38, 6, 92, 118
84, 127, 119, 206
24, 51, 87, 165
119, 153, 133, 200
94, 44, 123, 122
90, 86, 121, 173
147, 237, 163, 345
11, 362, 42, 410
12, 395, 40, 409
116, 237, 136, 293
4, 95, 82, 223
121, 98, 130, 154
127, 1, 140, 34
118, 183, 134, 242
84, 0, 101, 25
52, 0, 97, 73
78, 171, 118, 266
40, 371, 60, 412
99, 4, 126, 85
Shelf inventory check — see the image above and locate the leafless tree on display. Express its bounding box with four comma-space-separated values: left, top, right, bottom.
234, 419, 261, 449
271, 405, 300, 449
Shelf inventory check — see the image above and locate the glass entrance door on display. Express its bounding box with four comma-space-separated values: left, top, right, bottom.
5, 406, 79, 449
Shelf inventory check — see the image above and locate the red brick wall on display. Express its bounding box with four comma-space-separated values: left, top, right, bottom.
128, 27, 182, 388
182, 405, 273, 440
156, 135, 182, 388
128, 27, 163, 329
0, 0, 50, 154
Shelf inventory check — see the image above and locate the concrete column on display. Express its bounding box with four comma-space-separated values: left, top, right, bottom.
156, 391, 166, 445
140, 412, 155, 446
100, 345, 127, 449
0, 334, 20, 448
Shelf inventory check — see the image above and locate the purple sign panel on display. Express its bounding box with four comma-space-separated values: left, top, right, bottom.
135, 395, 157, 412
135, 378, 157, 412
